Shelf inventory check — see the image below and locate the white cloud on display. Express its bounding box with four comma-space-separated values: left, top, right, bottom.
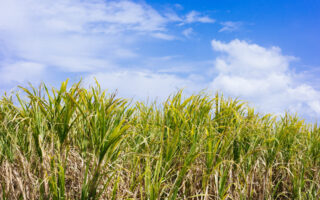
151, 32, 176, 40
211, 39, 295, 75
210, 39, 320, 118
183, 11, 215, 24
84, 70, 202, 101
219, 21, 242, 32
0, 61, 46, 84
0, 0, 172, 73
0, 0, 214, 76
0, 0, 168, 33
182, 28, 194, 38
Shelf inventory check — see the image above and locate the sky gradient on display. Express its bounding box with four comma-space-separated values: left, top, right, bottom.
0, 0, 319, 120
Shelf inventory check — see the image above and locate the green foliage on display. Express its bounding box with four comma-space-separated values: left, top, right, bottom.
0, 80, 319, 199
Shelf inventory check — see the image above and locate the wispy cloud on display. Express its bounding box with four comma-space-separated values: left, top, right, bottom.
152, 32, 176, 40
0, 0, 215, 79
219, 21, 242, 32
183, 11, 215, 24
0, 61, 46, 84
182, 28, 194, 38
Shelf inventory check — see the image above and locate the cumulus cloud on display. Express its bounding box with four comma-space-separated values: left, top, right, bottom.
210, 39, 320, 118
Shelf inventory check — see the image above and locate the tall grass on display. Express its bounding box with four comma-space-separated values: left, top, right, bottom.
0, 80, 319, 199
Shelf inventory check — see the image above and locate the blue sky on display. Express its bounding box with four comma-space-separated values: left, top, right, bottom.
0, 0, 320, 120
